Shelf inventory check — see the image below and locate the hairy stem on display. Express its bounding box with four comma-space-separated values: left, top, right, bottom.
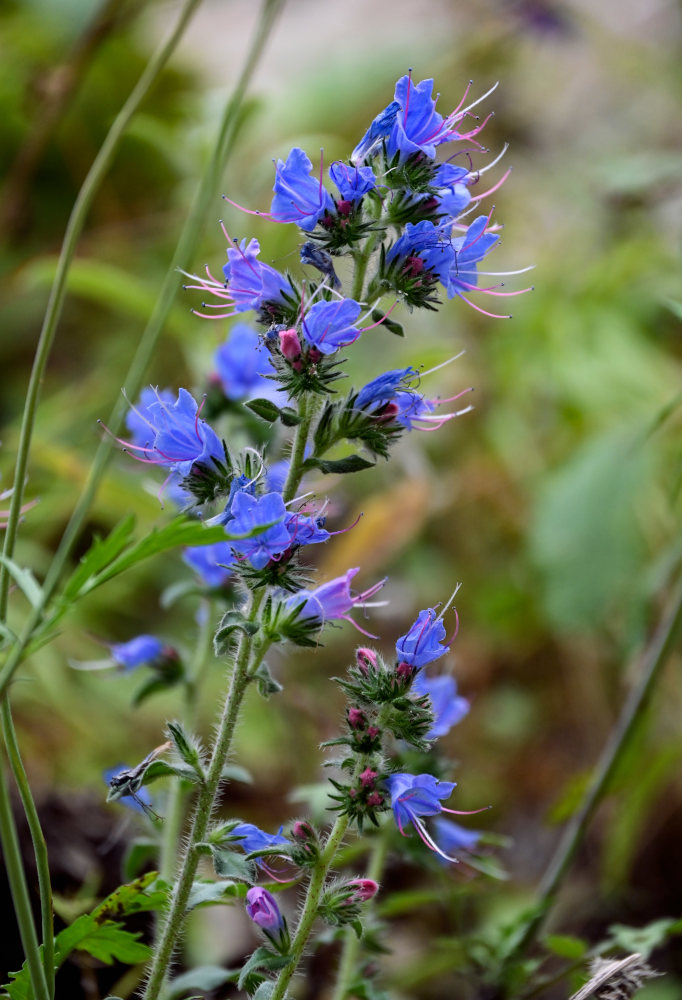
0, 0, 202, 623
504, 580, 682, 968
271, 816, 350, 1000
143, 591, 266, 999
0, 755, 49, 1000
332, 829, 389, 1000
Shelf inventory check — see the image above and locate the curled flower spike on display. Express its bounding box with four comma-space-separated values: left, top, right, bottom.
286, 567, 387, 638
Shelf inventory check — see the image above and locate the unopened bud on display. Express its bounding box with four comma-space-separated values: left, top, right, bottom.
359, 767, 377, 789
279, 328, 301, 361
356, 647, 377, 674
346, 878, 379, 903
348, 707, 367, 730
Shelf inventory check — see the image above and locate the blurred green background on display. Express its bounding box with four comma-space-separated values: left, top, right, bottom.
1, 0, 681, 997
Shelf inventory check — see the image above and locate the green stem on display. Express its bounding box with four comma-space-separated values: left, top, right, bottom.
0, 0, 203, 623
332, 829, 389, 1000
350, 196, 384, 302
282, 394, 313, 503
143, 591, 267, 1000
504, 580, 682, 967
0, 0, 285, 700
159, 598, 215, 887
271, 815, 350, 1000
0, 755, 50, 1000
1, 699, 55, 997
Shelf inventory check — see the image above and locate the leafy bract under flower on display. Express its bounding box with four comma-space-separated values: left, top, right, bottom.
271, 147, 334, 231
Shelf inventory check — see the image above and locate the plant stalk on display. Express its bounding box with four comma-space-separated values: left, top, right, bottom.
504, 580, 682, 966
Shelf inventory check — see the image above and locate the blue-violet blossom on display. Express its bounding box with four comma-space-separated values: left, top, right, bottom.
227, 491, 291, 570
271, 147, 334, 231
412, 673, 470, 739
213, 324, 281, 402
287, 568, 386, 637
182, 542, 235, 588
329, 161, 377, 204
387, 772, 467, 861
245, 886, 285, 933
110, 635, 165, 671
301, 298, 363, 355
386, 221, 455, 285
396, 608, 449, 668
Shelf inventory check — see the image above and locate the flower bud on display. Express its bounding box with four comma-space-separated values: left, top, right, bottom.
348, 707, 367, 730
245, 887, 284, 932
279, 328, 302, 361
356, 647, 377, 675
346, 878, 379, 903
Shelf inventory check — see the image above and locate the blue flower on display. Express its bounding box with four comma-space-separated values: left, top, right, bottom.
355, 368, 419, 410
271, 147, 334, 231
386, 221, 455, 285
230, 822, 289, 857
301, 299, 363, 355
432, 163, 472, 218
412, 673, 469, 739
246, 887, 287, 940
110, 635, 165, 671
351, 100, 401, 164
387, 772, 463, 859
284, 511, 331, 547
213, 324, 280, 401
222, 238, 289, 313
228, 491, 291, 569
123, 388, 225, 479
391, 391, 436, 429
329, 161, 377, 203
396, 608, 448, 668
447, 215, 500, 299
183, 542, 234, 588
432, 817, 481, 855
125, 387, 175, 447
388, 74, 490, 162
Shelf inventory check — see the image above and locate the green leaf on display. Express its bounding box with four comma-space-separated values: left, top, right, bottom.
167, 966, 237, 999
246, 398, 281, 422
122, 839, 159, 882
210, 847, 257, 883
166, 721, 204, 775
214, 610, 260, 655
279, 406, 303, 427
238, 947, 291, 990
252, 981, 276, 1000
254, 661, 283, 698
187, 879, 240, 909
370, 308, 404, 337
222, 764, 253, 784
305, 455, 375, 475
0, 556, 44, 609
60, 515, 136, 603
606, 918, 679, 959
544, 934, 587, 960
137, 759, 200, 786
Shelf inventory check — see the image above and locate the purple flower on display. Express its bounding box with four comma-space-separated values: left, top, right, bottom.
412, 673, 470, 739
245, 887, 285, 932
301, 298, 363, 355
271, 147, 334, 231
110, 635, 165, 671
447, 215, 500, 300
182, 542, 234, 587
386, 221, 455, 285
351, 100, 401, 164
230, 822, 289, 857
213, 324, 280, 401
329, 161, 377, 203
287, 568, 386, 637
223, 238, 290, 313
228, 491, 291, 569
396, 608, 449, 668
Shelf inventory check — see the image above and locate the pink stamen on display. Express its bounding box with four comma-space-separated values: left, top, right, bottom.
341, 615, 379, 640
470, 167, 512, 203
191, 309, 238, 320
318, 148, 324, 198
441, 805, 491, 816
411, 815, 459, 863
360, 300, 399, 332
404, 67, 412, 119
458, 294, 511, 320
460, 204, 495, 253
221, 193, 272, 220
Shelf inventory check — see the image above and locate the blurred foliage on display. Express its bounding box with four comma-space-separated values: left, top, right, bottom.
1, 0, 681, 998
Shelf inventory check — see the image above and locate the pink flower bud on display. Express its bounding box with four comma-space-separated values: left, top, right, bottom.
359, 767, 377, 788
356, 647, 377, 674
346, 878, 379, 903
279, 328, 301, 361
348, 707, 367, 730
